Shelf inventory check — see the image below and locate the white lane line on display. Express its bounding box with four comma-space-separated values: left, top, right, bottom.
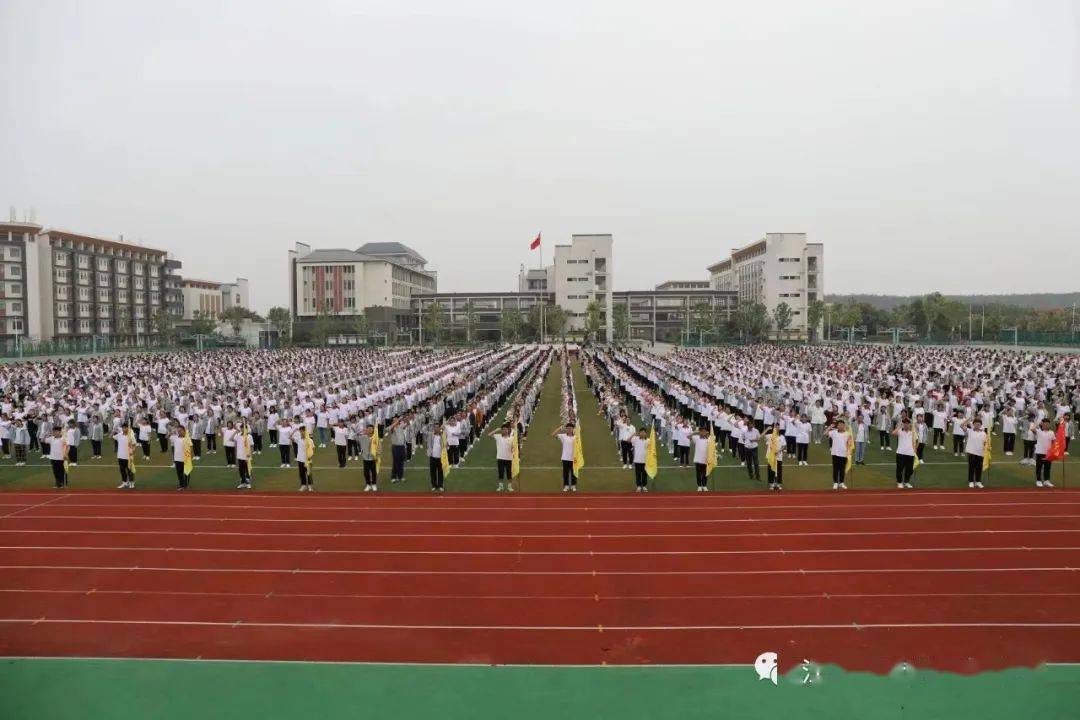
0, 564, 1075, 576
0, 495, 69, 520
2, 545, 1078, 557
1, 618, 1078, 631
3, 588, 1078, 602
5, 513, 1080, 524
2, 528, 1078, 539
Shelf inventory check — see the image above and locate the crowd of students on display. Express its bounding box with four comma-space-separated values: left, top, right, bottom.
0, 346, 546, 492
585, 344, 1076, 490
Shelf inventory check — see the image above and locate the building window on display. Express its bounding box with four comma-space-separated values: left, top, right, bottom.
55, 251, 69, 266
807, 257, 818, 271
96, 258, 110, 271
11, 319, 23, 332
77, 270, 90, 285
7, 265, 21, 278
10, 302, 22, 314
77, 254, 90, 269
6, 282, 22, 297
7, 246, 22, 261
78, 286, 90, 301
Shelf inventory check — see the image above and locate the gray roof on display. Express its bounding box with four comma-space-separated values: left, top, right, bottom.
355, 242, 427, 264
296, 248, 372, 263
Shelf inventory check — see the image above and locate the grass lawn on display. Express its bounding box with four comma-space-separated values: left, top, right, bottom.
0, 357, 1073, 493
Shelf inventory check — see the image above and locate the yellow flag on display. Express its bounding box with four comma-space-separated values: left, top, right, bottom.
982, 432, 992, 471
304, 435, 315, 478
62, 439, 70, 485
127, 430, 138, 477
705, 432, 717, 477
912, 429, 921, 471
440, 430, 450, 475
765, 428, 779, 474
573, 430, 585, 476
510, 428, 520, 479
845, 430, 854, 473
371, 430, 381, 476
182, 435, 194, 476
645, 426, 658, 479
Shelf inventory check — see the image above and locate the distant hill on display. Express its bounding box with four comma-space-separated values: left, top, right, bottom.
826, 293, 1080, 311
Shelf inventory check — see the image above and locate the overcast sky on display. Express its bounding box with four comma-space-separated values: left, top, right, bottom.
2, 0, 1078, 311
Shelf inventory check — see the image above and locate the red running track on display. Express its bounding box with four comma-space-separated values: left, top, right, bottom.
1, 488, 1079, 673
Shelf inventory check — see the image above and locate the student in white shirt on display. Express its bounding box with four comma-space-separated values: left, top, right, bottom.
114, 424, 135, 489
795, 414, 811, 466
293, 425, 313, 491
765, 424, 784, 491
333, 420, 349, 469
1001, 409, 1018, 456
691, 427, 712, 491
171, 426, 191, 490
48, 427, 67, 488
892, 417, 917, 489
826, 420, 851, 490
427, 421, 446, 492
963, 419, 988, 489
235, 425, 253, 489
630, 428, 649, 491
1033, 419, 1056, 488
277, 421, 293, 467
222, 421, 238, 468
742, 424, 761, 482
490, 423, 515, 492
552, 424, 578, 492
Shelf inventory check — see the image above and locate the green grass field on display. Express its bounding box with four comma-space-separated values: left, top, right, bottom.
0, 358, 1072, 492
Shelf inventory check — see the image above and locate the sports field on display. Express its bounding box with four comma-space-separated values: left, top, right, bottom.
0, 359, 1072, 492
1, 358, 1078, 718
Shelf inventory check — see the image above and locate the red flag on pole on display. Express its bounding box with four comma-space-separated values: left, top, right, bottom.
530, 233, 541, 250
1046, 421, 1067, 462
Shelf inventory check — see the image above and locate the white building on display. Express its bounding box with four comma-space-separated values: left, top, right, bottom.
518, 233, 614, 340
220, 278, 250, 313
288, 242, 437, 326
707, 233, 824, 338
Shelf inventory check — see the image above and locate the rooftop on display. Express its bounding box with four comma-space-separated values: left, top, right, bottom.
41, 228, 167, 256
356, 242, 427, 265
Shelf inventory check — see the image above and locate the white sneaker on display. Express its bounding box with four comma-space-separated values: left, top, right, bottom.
904, 483, 913, 489
236, 482, 246, 489
371, 486, 377, 492
1036, 480, 1044, 488
117, 482, 127, 489
1044, 480, 1055, 488
897, 482, 904, 489
363, 485, 371, 492
833, 482, 839, 490
563, 486, 569, 493
439, 487, 444, 493
636, 487, 642, 493
839, 483, 848, 490
968, 482, 975, 488
508, 485, 515, 492
571, 486, 577, 492
1005, 452, 1013, 456
975, 482, 984, 489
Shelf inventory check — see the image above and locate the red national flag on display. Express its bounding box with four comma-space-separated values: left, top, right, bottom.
529, 233, 541, 250
1046, 421, 1067, 462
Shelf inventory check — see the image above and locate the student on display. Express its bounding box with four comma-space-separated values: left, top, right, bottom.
11, 418, 29, 466
333, 419, 349, 469
235, 425, 253, 490
893, 417, 917, 489
854, 411, 869, 465
65, 420, 80, 467
172, 425, 192, 490
222, 421, 238, 468
1021, 416, 1037, 466
251, 413, 265, 455
1033, 419, 1056, 488
388, 417, 408, 484
191, 414, 206, 460
743, 423, 761, 481
277, 419, 293, 467
491, 423, 515, 492
827, 420, 851, 490
359, 425, 378, 492
1001, 408, 1017, 456
204, 413, 219, 455
617, 417, 635, 469
137, 417, 153, 460
691, 427, 711, 492
630, 428, 649, 492
795, 414, 811, 466
914, 413, 928, 462
877, 406, 892, 451
951, 412, 967, 456
553, 424, 578, 492
963, 419, 988, 489
88, 414, 104, 459
931, 404, 948, 450
764, 424, 784, 491
293, 425, 314, 491
48, 427, 67, 488
156, 412, 170, 453
427, 421, 446, 492
115, 423, 135, 489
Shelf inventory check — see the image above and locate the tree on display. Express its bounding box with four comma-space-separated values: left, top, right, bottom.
584, 300, 603, 343
806, 299, 825, 343
546, 305, 568, 341
309, 309, 333, 347
690, 302, 712, 343
352, 312, 368, 344
267, 307, 291, 343
190, 310, 217, 336
422, 301, 446, 345
772, 302, 793, 340
735, 302, 770, 342
613, 303, 630, 343
501, 307, 524, 344
220, 306, 248, 337
524, 305, 543, 342
834, 302, 862, 341
463, 301, 477, 344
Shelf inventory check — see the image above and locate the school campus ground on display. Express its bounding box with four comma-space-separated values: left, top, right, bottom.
1, 357, 1079, 718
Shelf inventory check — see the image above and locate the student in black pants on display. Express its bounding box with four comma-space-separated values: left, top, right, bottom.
428, 423, 446, 492
743, 425, 761, 481
631, 429, 649, 492
48, 428, 67, 488
553, 424, 578, 492
827, 420, 851, 490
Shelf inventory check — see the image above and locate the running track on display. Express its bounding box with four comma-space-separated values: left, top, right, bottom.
0, 488, 1078, 674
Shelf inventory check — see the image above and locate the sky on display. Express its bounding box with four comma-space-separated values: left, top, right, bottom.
2, 0, 1078, 312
